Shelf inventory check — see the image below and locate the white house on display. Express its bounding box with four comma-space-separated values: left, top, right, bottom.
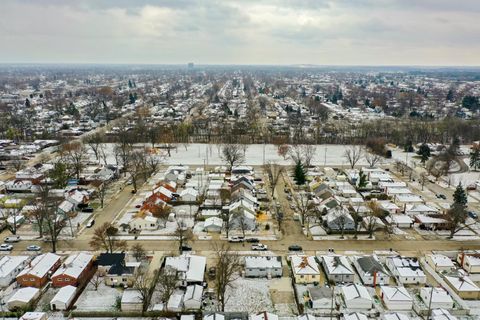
183, 284, 203, 310
50, 285, 76, 311
19, 312, 47, 320
165, 254, 206, 284
431, 309, 457, 320
129, 215, 159, 231
291, 255, 320, 284
380, 286, 413, 310
321, 255, 355, 283
180, 188, 199, 202
425, 254, 455, 273
7, 287, 40, 310
0, 256, 29, 287
420, 287, 454, 310
167, 290, 184, 312
386, 215, 413, 228
249, 312, 279, 320
343, 313, 368, 320
386, 257, 426, 284
341, 284, 373, 310
382, 313, 410, 320
307, 286, 333, 309
203, 217, 223, 233
245, 256, 282, 278
353, 255, 390, 286
457, 253, 480, 273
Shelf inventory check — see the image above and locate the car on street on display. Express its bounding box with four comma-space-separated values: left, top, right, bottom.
468, 211, 478, 219
246, 238, 259, 243
4, 236, 21, 243
251, 243, 268, 251
208, 267, 216, 279
26, 245, 41, 252
86, 219, 95, 228
288, 244, 303, 252
0, 244, 13, 251
180, 245, 192, 251
82, 207, 94, 213
436, 194, 447, 200
228, 236, 245, 243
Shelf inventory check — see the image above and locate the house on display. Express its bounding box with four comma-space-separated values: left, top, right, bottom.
184, 284, 203, 310
386, 215, 413, 228
249, 312, 279, 320
380, 286, 413, 310
377, 201, 401, 214
431, 309, 457, 320
129, 215, 159, 231
7, 287, 40, 310
165, 254, 206, 284
203, 217, 223, 233
231, 188, 258, 207
153, 186, 174, 202
343, 313, 368, 320
425, 254, 455, 273
353, 255, 390, 286
420, 287, 454, 309
306, 286, 333, 309
341, 284, 373, 310
19, 312, 48, 320
51, 252, 94, 287
0, 256, 29, 287
291, 255, 320, 284
180, 188, 199, 203
204, 314, 225, 320
405, 204, 438, 216
50, 285, 76, 310
382, 313, 410, 320
105, 263, 136, 287
16, 253, 61, 288
167, 290, 184, 312
444, 272, 480, 299
414, 214, 449, 230
121, 290, 143, 312
321, 255, 355, 283
228, 200, 256, 230
244, 256, 282, 278
386, 256, 426, 284
325, 207, 355, 231
457, 252, 480, 273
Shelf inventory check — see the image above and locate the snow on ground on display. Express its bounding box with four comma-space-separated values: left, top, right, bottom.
75, 282, 123, 311
224, 277, 274, 313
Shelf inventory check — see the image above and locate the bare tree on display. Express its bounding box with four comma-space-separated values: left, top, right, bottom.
90, 271, 102, 291
158, 267, 180, 305
174, 220, 193, 253
133, 267, 160, 312
419, 172, 428, 191
364, 151, 382, 168
263, 161, 285, 198
150, 205, 172, 228
303, 145, 316, 168
333, 208, 348, 239
132, 243, 146, 261
220, 144, 246, 172
36, 184, 66, 253
83, 132, 103, 162
365, 201, 384, 239
344, 146, 363, 169
62, 141, 87, 180
446, 204, 471, 239
98, 180, 110, 209
89, 222, 127, 253
213, 243, 242, 312
297, 192, 315, 227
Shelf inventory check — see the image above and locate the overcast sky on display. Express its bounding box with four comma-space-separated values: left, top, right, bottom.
1, 0, 479, 66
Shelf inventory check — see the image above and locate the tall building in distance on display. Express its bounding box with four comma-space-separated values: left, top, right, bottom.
187, 62, 194, 70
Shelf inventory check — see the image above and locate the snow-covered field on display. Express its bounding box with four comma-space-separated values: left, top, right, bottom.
224, 277, 275, 313
75, 282, 123, 311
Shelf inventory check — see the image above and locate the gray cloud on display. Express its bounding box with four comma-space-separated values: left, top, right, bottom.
0, 0, 479, 65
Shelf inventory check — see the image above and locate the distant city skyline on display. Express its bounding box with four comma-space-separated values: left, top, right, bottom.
1, 0, 480, 66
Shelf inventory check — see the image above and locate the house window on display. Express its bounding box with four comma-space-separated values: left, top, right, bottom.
122, 278, 127, 282
300, 275, 304, 278
65, 278, 70, 281
259, 269, 265, 272
30, 278, 35, 281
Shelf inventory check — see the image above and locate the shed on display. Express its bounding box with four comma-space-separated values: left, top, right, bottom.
50, 285, 76, 310
7, 287, 40, 310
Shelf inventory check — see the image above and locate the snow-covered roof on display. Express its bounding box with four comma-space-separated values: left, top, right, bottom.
17, 253, 61, 278
322, 255, 354, 275
431, 308, 457, 320
19, 312, 46, 320
184, 284, 203, 302
165, 254, 206, 283
121, 289, 143, 304
245, 256, 282, 269
52, 252, 93, 279
291, 255, 319, 275
445, 274, 480, 292
381, 286, 412, 301
420, 287, 453, 304
344, 313, 368, 320
341, 284, 372, 301
383, 313, 410, 320
8, 287, 39, 303
0, 256, 28, 278
426, 254, 455, 268
249, 312, 279, 320
51, 285, 76, 304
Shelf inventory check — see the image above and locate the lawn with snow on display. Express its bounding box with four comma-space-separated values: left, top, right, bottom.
223, 277, 274, 313
75, 282, 123, 311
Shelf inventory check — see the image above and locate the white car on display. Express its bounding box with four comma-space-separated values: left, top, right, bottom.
251, 243, 268, 251
0, 244, 13, 251
228, 236, 245, 243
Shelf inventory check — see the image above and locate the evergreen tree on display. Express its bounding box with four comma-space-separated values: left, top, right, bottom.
403, 140, 414, 152
470, 146, 480, 171
357, 170, 367, 189
446, 89, 454, 101
128, 79, 133, 88
129, 93, 135, 104
293, 160, 306, 185
453, 183, 467, 208
417, 144, 431, 164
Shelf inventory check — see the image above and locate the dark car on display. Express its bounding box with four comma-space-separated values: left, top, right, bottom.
180, 245, 192, 252
468, 211, 478, 219
246, 238, 259, 243
288, 245, 303, 251
82, 207, 94, 213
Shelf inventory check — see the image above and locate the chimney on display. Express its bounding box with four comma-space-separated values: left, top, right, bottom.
460, 252, 465, 267
373, 271, 377, 287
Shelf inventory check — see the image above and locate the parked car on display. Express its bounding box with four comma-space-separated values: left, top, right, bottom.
468, 211, 478, 219
251, 243, 268, 251
86, 219, 95, 228
208, 267, 216, 279
181, 245, 192, 251
228, 236, 245, 243
246, 238, 259, 243
288, 244, 303, 251
26, 245, 41, 252
0, 244, 13, 251
436, 194, 447, 200
82, 207, 94, 213
4, 236, 21, 243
